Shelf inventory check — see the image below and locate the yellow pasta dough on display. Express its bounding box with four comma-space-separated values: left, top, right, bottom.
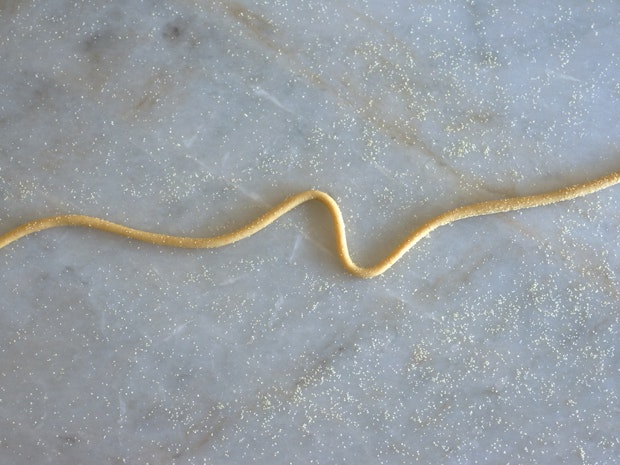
1, 171, 619, 278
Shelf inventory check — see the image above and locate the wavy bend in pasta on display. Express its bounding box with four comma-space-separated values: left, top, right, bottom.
1, 171, 619, 278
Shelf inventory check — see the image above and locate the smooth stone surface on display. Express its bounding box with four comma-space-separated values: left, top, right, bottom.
1, 0, 619, 463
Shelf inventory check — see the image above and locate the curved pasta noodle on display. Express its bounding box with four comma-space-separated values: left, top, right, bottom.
1, 171, 619, 278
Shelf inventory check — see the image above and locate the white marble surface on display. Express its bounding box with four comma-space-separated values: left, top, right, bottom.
1, 0, 619, 463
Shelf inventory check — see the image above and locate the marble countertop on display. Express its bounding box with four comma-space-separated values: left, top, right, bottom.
1, 0, 619, 463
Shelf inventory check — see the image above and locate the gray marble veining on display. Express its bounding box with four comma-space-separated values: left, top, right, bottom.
1, 0, 619, 463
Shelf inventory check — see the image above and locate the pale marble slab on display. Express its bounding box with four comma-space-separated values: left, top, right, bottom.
1, 0, 619, 463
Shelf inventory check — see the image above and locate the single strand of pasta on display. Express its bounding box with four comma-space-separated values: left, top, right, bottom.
1, 170, 619, 278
